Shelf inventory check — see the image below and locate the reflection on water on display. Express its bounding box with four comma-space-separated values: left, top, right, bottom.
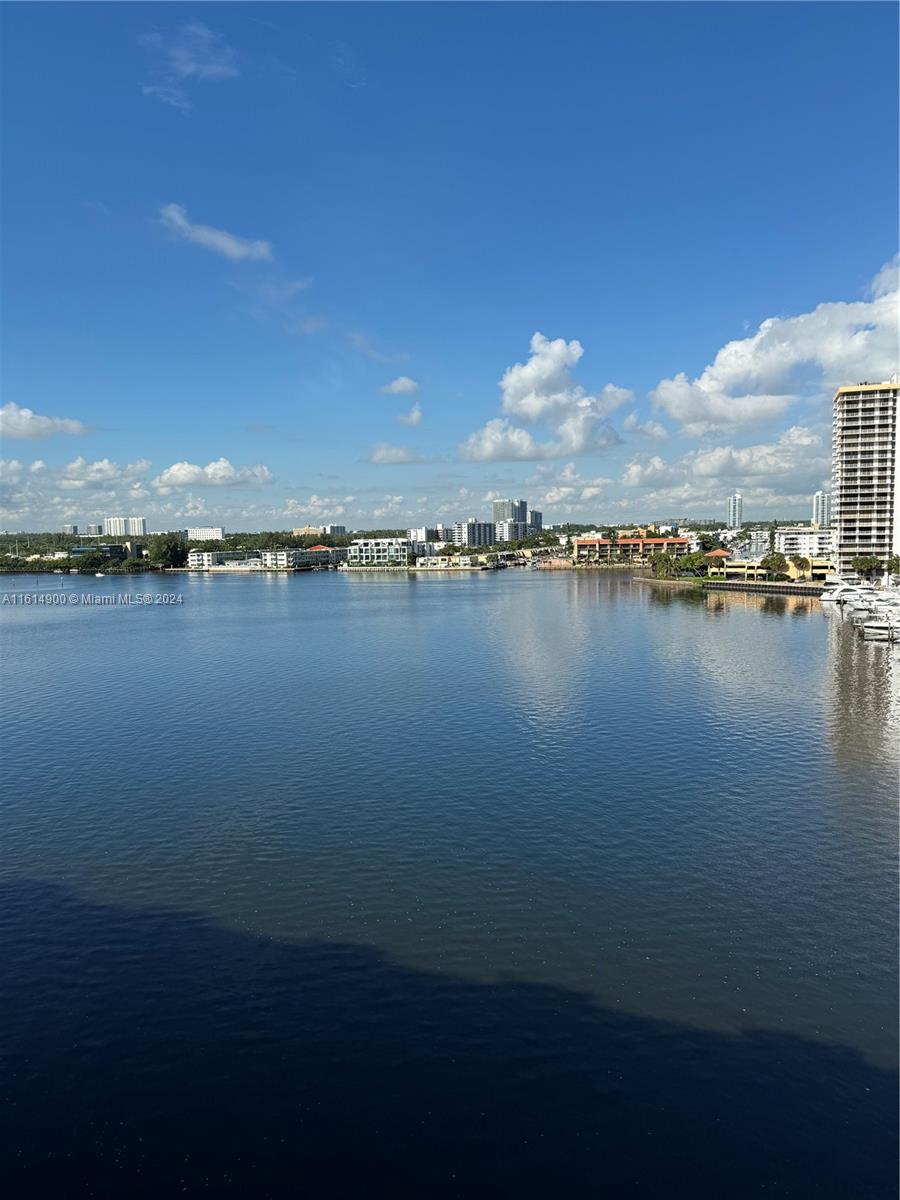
1, 574, 897, 1075
823, 608, 900, 773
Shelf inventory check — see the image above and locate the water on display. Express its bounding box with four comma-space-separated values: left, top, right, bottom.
1, 571, 897, 1197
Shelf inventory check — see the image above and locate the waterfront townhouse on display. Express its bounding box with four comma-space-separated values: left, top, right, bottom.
572, 536, 689, 564
187, 550, 260, 569
347, 538, 411, 567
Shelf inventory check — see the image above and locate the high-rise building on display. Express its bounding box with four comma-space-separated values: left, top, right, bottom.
726, 492, 743, 529
812, 491, 832, 528
103, 516, 146, 537
492, 498, 527, 525
322, 524, 347, 537
453, 519, 496, 546
527, 509, 543, 532
63, 524, 78, 535
86, 524, 102, 536
832, 380, 900, 574
496, 520, 528, 542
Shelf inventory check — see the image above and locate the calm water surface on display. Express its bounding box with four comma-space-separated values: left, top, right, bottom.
2, 571, 897, 1197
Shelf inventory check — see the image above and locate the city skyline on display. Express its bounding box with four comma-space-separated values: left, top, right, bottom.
1, 4, 898, 531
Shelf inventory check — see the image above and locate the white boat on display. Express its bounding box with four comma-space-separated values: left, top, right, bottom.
95, 572, 105, 577
861, 614, 900, 640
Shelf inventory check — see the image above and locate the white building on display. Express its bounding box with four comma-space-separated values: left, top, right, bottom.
347, 538, 411, 567
832, 381, 900, 574
187, 550, 255, 570
733, 528, 770, 559
103, 516, 146, 537
453, 519, 496, 546
185, 527, 225, 541
63, 524, 78, 535
811, 491, 831, 528
726, 493, 743, 529
259, 549, 306, 569
495, 520, 528, 543
774, 526, 835, 560
86, 524, 102, 536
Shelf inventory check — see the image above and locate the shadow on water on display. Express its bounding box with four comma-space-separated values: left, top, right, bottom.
2, 882, 896, 1199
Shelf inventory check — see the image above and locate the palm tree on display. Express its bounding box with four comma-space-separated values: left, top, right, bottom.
790, 554, 810, 581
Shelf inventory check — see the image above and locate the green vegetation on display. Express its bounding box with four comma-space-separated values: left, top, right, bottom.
759, 552, 789, 578
695, 531, 722, 552
648, 550, 710, 580
149, 533, 188, 569
789, 555, 811, 580
851, 554, 884, 579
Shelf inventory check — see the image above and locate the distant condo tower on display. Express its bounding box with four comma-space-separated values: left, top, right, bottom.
103, 516, 146, 537
726, 492, 743, 529
812, 490, 832, 528
832, 380, 900, 574
492, 498, 527, 525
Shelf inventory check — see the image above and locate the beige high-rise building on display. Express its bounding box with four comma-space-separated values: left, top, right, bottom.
831, 380, 900, 574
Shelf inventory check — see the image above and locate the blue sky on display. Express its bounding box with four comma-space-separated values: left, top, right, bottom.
1, 1, 897, 531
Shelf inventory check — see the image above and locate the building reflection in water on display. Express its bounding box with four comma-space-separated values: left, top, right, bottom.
823, 610, 900, 773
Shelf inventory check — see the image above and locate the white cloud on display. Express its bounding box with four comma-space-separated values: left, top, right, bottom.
140, 23, 238, 111
367, 442, 425, 464
460, 333, 629, 461
151, 458, 273, 491
381, 376, 419, 395
621, 455, 679, 489
652, 259, 900, 435
372, 495, 405, 519
397, 402, 422, 427
284, 494, 354, 519
687, 425, 827, 481
618, 426, 830, 512
459, 419, 547, 462
623, 410, 668, 440
58, 456, 151, 490
533, 462, 612, 508
160, 204, 272, 262
870, 254, 898, 299
0, 402, 86, 439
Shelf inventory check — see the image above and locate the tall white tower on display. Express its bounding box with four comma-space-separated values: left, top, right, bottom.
726, 492, 743, 529
812, 491, 832, 528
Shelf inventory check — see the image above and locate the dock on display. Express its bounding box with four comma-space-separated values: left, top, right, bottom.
705, 580, 824, 597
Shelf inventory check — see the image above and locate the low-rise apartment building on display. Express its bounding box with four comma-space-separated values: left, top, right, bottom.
572, 536, 689, 564
773, 525, 835, 559
184, 527, 225, 541
187, 550, 256, 569
347, 538, 411, 567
